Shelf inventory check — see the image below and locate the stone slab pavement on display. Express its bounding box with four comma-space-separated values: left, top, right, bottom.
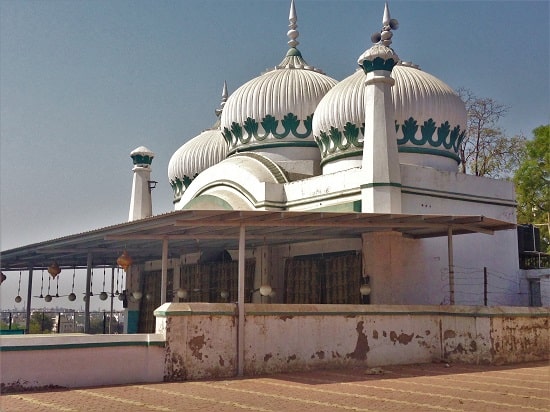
1, 361, 549, 411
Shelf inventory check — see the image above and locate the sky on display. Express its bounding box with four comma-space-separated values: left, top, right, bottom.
1, 0, 549, 311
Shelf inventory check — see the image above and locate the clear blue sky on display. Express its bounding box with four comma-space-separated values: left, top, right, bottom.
1, 0, 549, 309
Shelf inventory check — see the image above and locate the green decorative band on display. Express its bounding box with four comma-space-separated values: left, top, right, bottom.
222, 113, 314, 150
131, 154, 153, 165
170, 173, 198, 202
0, 340, 165, 352
154, 310, 235, 317
317, 117, 464, 165
286, 47, 302, 57
319, 149, 363, 167
227, 141, 318, 156
361, 182, 402, 189
315, 122, 364, 158
396, 117, 465, 153
359, 57, 397, 73
401, 186, 516, 207
398, 146, 461, 163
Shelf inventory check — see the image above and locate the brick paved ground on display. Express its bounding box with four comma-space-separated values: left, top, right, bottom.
1, 361, 548, 411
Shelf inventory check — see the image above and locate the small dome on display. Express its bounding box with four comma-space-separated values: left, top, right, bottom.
168, 83, 230, 203
220, 2, 337, 161
168, 124, 228, 203
313, 63, 466, 173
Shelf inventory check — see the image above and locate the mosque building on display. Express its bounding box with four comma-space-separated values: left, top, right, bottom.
1, 2, 539, 336
114, 1, 530, 332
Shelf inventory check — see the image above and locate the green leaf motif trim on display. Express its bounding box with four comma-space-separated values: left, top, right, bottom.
224, 113, 314, 149
359, 57, 397, 74
318, 117, 463, 164
131, 154, 153, 165
170, 173, 198, 202
315, 122, 365, 157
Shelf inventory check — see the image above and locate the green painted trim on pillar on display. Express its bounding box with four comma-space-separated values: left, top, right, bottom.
127, 310, 139, 334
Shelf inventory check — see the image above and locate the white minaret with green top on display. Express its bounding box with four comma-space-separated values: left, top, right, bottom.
129, 146, 155, 221
358, 2, 402, 213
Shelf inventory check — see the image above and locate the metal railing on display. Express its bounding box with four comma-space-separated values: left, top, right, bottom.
0, 311, 125, 334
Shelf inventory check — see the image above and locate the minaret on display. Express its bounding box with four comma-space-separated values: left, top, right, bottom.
358, 2, 402, 213
128, 146, 155, 221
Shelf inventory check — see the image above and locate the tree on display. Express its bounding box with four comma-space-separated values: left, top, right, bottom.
29, 311, 54, 334
514, 125, 550, 252
458, 88, 525, 178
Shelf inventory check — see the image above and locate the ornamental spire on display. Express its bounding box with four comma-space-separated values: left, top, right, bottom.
287, 0, 299, 49
215, 81, 228, 117
371, 1, 399, 47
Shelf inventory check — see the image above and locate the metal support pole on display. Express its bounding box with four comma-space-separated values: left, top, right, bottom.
447, 226, 455, 305
483, 267, 488, 306
25, 267, 33, 334
237, 224, 246, 377
85, 252, 93, 333
109, 267, 115, 333
161, 238, 169, 304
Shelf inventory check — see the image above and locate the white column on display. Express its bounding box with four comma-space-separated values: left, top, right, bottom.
238, 224, 246, 377
129, 166, 153, 221
25, 267, 33, 334
161, 238, 169, 304
84, 252, 93, 333
360, 69, 402, 213
128, 147, 155, 221
448, 226, 455, 305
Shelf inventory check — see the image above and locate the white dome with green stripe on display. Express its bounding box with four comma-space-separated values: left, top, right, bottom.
313, 62, 467, 173
220, 0, 337, 161
168, 83, 229, 203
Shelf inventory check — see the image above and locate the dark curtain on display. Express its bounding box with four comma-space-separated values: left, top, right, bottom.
284, 252, 362, 304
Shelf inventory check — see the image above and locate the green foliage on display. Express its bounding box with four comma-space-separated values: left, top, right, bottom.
514, 125, 550, 251
29, 312, 54, 334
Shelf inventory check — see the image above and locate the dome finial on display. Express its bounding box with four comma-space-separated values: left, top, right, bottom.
215, 81, 229, 117
287, 0, 299, 49
370, 2, 399, 46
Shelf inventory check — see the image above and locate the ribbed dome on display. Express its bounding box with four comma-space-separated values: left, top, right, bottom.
313, 63, 467, 172
168, 124, 228, 203
220, 49, 338, 160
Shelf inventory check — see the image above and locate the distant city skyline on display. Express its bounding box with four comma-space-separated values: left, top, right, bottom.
1, 0, 549, 310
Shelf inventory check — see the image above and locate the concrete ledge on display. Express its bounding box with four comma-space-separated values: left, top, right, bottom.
155, 302, 236, 317
245, 303, 550, 317
0, 333, 165, 351
1, 333, 166, 389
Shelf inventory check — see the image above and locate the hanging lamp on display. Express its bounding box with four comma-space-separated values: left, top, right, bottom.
68, 266, 76, 301
99, 267, 108, 300
47, 262, 61, 279
15, 271, 22, 303
117, 250, 133, 272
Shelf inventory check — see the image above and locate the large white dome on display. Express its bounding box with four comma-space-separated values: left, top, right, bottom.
313, 62, 467, 173
220, 49, 337, 161
220, 2, 337, 162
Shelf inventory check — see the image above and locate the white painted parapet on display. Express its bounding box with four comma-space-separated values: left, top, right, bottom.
155, 303, 549, 380
0, 333, 165, 391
